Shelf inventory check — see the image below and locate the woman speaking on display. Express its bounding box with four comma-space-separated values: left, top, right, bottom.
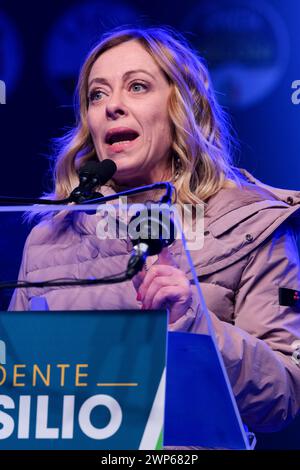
10, 27, 300, 436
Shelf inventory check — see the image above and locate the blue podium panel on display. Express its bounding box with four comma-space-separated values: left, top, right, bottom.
0, 310, 167, 450
164, 332, 249, 450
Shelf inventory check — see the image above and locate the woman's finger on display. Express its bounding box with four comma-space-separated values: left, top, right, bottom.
138, 265, 178, 299
150, 286, 181, 310
141, 275, 180, 309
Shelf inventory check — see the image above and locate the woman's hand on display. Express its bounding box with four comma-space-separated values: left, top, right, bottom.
133, 247, 193, 324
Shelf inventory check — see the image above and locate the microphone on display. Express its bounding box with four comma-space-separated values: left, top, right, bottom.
69, 159, 117, 203
126, 207, 176, 278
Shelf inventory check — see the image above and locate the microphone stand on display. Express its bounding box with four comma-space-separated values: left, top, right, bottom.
0, 182, 175, 290
0, 182, 174, 206
81, 182, 174, 205
0, 192, 103, 206
0, 196, 69, 205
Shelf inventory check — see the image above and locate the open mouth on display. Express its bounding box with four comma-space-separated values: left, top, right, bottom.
105, 129, 140, 146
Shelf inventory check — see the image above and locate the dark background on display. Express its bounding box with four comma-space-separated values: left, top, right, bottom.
0, 0, 299, 449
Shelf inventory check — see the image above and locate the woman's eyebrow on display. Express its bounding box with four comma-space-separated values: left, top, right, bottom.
123, 69, 156, 80
88, 69, 156, 89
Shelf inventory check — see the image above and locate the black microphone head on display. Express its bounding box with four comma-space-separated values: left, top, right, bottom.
98, 159, 117, 185
78, 159, 117, 186
78, 160, 102, 178
70, 159, 117, 203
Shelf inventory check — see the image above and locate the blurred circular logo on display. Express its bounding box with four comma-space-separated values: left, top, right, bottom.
44, 1, 139, 104
182, 0, 289, 108
0, 10, 22, 96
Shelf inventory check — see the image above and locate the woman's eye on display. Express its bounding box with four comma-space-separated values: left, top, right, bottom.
130, 82, 147, 93
89, 90, 105, 102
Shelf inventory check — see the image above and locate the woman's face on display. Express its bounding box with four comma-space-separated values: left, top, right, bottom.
87, 40, 172, 186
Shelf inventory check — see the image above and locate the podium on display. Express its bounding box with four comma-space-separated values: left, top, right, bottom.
0, 202, 253, 449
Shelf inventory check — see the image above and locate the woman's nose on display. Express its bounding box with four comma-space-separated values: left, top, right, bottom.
105, 92, 128, 120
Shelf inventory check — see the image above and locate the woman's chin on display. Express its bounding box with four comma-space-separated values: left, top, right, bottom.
113, 171, 150, 188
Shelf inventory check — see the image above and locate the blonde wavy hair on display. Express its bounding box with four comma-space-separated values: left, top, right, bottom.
51, 26, 241, 206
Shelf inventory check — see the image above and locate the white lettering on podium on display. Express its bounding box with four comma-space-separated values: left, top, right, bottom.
0, 395, 15, 439
62, 395, 75, 438
18, 396, 31, 438
0, 394, 123, 440
35, 396, 59, 439
78, 395, 122, 440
